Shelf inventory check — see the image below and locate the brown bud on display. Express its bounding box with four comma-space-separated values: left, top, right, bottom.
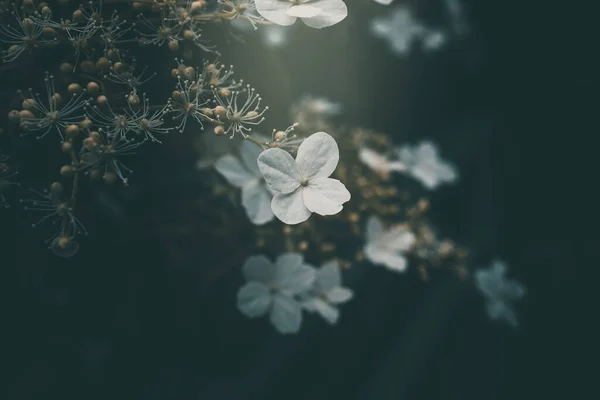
95, 57, 111, 70
217, 88, 231, 97
112, 62, 126, 73
171, 91, 184, 103
213, 105, 227, 119
61, 141, 73, 153
72, 9, 85, 23
79, 117, 93, 130
65, 124, 80, 138
168, 40, 179, 52
60, 165, 74, 177
200, 108, 213, 117
50, 181, 63, 194
67, 83, 82, 94
80, 60, 95, 73
89, 168, 102, 180
22, 98, 37, 110
96, 95, 108, 105
8, 110, 21, 122
182, 29, 194, 41
60, 62, 74, 73
103, 171, 117, 184
213, 125, 225, 136
19, 109, 35, 119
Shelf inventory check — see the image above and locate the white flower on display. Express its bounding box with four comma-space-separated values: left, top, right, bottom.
474, 260, 526, 328
215, 140, 274, 225
373, 0, 393, 5
395, 141, 458, 190
363, 216, 416, 272
255, 0, 348, 29
302, 260, 353, 324
237, 253, 316, 333
371, 6, 446, 55
301, 95, 343, 115
358, 147, 406, 179
257, 131, 351, 225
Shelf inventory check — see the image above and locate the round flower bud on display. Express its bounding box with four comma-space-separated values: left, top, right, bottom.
190, 1, 205, 12
213, 125, 225, 136
89, 168, 102, 180
52, 93, 63, 106
83, 137, 97, 150
59, 62, 73, 73
96, 95, 107, 105
183, 29, 194, 41
61, 141, 73, 153
245, 111, 258, 118
90, 131, 102, 142
42, 26, 56, 39
79, 117, 93, 130
206, 63, 216, 72
67, 83, 82, 94
96, 57, 111, 70
73, 9, 85, 23
7, 45, 19, 55
213, 105, 227, 118
217, 88, 231, 97
184, 66, 196, 78
50, 181, 63, 195
171, 68, 180, 78
106, 49, 119, 61
22, 18, 34, 31
80, 60, 95, 73
19, 109, 35, 120
171, 91, 184, 103
22, 98, 37, 110
41, 6, 51, 16
86, 81, 100, 96
60, 165, 73, 177
168, 40, 179, 52
273, 130, 286, 141
8, 110, 20, 122
65, 124, 79, 138
200, 108, 213, 117
56, 235, 72, 250
103, 172, 117, 184
112, 62, 126, 73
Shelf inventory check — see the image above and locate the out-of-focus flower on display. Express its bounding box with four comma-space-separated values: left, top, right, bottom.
364, 216, 416, 272
301, 260, 353, 324
215, 140, 275, 225
260, 24, 290, 47
475, 260, 526, 328
395, 141, 458, 190
195, 131, 238, 170
301, 95, 343, 116
255, 0, 348, 29
372, 0, 393, 5
257, 131, 351, 225
371, 6, 446, 54
237, 253, 316, 333
358, 147, 406, 179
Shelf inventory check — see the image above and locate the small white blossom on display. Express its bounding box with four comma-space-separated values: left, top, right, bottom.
475, 260, 526, 328
237, 253, 316, 333
358, 147, 406, 179
364, 216, 416, 272
257, 131, 351, 225
395, 141, 458, 190
371, 6, 446, 55
215, 140, 274, 225
255, 0, 348, 29
302, 260, 353, 324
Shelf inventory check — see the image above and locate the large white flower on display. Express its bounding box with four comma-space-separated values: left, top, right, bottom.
237, 253, 316, 333
215, 140, 274, 225
395, 141, 458, 190
255, 0, 348, 29
358, 147, 406, 179
302, 260, 353, 324
474, 260, 526, 328
363, 216, 416, 272
257, 131, 351, 225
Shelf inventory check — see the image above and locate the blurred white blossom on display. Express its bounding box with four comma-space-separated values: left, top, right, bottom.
215, 140, 275, 225
301, 260, 353, 324
237, 253, 316, 333
300, 95, 343, 116
364, 216, 416, 272
371, 6, 446, 54
258, 131, 351, 225
395, 141, 458, 190
372, 0, 393, 5
255, 0, 348, 29
358, 147, 406, 179
230, 17, 290, 48
475, 260, 526, 328
195, 132, 237, 170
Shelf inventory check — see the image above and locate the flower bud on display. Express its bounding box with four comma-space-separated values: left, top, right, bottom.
103, 171, 117, 184
213, 125, 225, 136
65, 124, 80, 138
96, 57, 111, 70
8, 110, 20, 122
22, 98, 37, 110
80, 60, 95, 73
68, 83, 82, 94
168, 40, 179, 52
61, 141, 73, 153
213, 106, 227, 119
59, 62, 74, 73
217, 88, 231, 97
60, 165, 74, 177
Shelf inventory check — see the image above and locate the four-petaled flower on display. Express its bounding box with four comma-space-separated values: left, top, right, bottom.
364, 216, 416, 272
301, 260, 353, 324
255, 0, 348, 29
395, 141, 458, 190
474, 260, 526, 328
237, 253, 315, 333
215, 140, 275, 225
358, 147, 406, 179
257, 131, 351, 225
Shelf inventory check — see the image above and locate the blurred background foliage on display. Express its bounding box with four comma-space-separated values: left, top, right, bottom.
0, 0, 585, 399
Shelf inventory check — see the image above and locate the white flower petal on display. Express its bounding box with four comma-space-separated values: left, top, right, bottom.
242, 255, 276, 283
215, 155, 254, 188
270, 294, 303, 333
303, 177, 350, 216
315, 260, 341, 292
300, 0, 348, 29
275, 253, 304, 270
326, 287, 353, 304
359, 148, 387, 171
255, 0, 297, 26
366, 215, 384, 242
239, 140, 263, 177
382, 229, 416, 252
275, 259, 315, 295
257, 148, 301, 194
237, 282, 272, 318
295, 131, 339, 179
241, 180, 275, 225
373, 0, 393, 4
271, 191, 312, 225
311, 298, 340, 324
287, 4, 321, 18
364, 244, 409, 272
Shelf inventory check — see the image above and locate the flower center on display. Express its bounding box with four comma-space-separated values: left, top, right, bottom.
300, 178, 309, 186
